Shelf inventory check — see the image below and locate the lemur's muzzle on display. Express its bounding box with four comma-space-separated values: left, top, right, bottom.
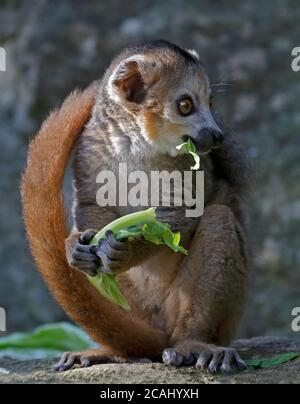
185, 128, 224, 153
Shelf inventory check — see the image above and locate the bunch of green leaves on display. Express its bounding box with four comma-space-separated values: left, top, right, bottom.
88, 208, 187, 311
0, 323, 95, 359
245, 352, 300, 370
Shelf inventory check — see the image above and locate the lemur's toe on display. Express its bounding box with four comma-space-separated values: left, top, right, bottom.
162, 348, 184, 367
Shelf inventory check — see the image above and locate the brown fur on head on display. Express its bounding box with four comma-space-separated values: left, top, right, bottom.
96, 40, 223, 157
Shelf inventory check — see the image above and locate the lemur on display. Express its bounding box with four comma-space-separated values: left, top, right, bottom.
22, 40, 253, 373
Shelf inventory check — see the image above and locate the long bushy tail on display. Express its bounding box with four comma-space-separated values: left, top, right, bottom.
21, 84, 167, 358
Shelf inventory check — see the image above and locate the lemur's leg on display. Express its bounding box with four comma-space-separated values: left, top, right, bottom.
163, 204, 249, 374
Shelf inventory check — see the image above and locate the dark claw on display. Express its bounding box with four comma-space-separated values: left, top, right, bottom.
162, 348, 184, 367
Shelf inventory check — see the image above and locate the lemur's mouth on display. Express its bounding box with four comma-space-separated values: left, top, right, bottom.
182, 130, 223, 154
182, 135, 213, 155
182, 135, 191, 142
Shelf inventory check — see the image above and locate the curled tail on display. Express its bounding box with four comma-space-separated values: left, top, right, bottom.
21, 84, 167, 358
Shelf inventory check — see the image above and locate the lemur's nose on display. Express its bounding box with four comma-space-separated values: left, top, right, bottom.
191, 128, 224, 153
212, 130, 224, 145
183, 128, 224, 153
197, 128, 224, 145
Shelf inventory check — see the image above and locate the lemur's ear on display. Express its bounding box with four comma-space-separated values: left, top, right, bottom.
109, 56, 161, 104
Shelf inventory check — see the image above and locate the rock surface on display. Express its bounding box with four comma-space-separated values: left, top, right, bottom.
0, 337, 300, 384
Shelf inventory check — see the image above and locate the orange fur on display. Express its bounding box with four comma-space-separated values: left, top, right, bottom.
164, 121, 186, 137
144, 111, 186, 141
21, 83, 167, 359
144, 110, 159, 140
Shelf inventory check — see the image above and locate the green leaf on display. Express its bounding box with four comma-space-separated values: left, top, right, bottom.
88, 273, 131, 311
0, 323, 96, 359
88, 208, 188, 310
245, 352, 300, 369
90, 208, 157, 245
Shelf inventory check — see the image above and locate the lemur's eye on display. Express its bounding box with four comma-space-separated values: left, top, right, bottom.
177, 97, 194, 116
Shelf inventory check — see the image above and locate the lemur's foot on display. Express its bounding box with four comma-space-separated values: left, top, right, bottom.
196, 347, 246, 374
52, 348, 115, 371
162, 345, 247, 374
52, 348, 152, 371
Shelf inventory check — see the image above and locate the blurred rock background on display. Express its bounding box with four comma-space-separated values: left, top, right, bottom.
0, 0, 299, 338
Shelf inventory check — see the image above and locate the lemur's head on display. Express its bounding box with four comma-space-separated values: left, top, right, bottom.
102, 40, 223, 156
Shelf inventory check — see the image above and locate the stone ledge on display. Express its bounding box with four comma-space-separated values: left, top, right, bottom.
0, 337, 300, 384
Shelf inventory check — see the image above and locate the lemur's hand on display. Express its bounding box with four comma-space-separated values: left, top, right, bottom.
66, 229, 136, 276
66, 229, 99, 276
95, 230, 133, 274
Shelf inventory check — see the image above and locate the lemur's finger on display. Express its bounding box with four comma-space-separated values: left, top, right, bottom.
97, 237, 128, 261
72, 251, 98, 262
80, 357, 92, 368
234, 351, 247, 371
76, 243, 96, 254
208, 350, 224, 374
70, 259, 98, 276
79, 229, 97, 244
96, 249, 124, 274
105, 230, 128, 250
53, 352, 78, 372
220, 350, 234, 374
196, 351, 212, 371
